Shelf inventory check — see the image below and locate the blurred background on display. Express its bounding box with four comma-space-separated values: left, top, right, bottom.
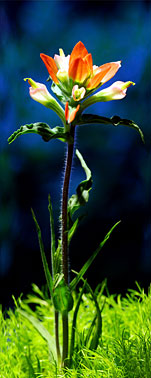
0, 0, 151, 308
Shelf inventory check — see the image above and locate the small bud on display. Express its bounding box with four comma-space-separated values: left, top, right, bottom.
24, 78, 53, 105
24, 78, 66, 126
96, 81, 135, 101
80, 81, 135, 112
72, 85, 86, 101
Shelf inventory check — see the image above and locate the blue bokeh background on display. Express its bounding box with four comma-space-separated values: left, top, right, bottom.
0, 0, 151, 307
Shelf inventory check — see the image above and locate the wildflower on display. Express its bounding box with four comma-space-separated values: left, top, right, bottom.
40, 41, 121, 100
25, 42, 134, 125
40, 41, 134, 123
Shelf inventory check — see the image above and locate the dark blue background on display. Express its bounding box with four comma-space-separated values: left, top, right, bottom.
0, 0, 151, 308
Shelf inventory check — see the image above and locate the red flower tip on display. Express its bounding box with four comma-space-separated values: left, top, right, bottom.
65, 102, 80, 123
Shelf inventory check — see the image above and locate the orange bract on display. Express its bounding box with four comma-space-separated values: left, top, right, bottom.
40, 53, 59, 84
69, 42, 92, 83
65, 102, 80, 123
84, 53, 93, 74
69, 57, 90, 83
69, 41, 88, 65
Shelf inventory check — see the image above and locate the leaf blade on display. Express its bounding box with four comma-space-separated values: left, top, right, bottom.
67, 149, 92, 223
17, 309, 56, 361
70, 220, 121, 291
48, 194, 56, 278
76, 114, 144, 143
31, 209, 53, 297
8, 123, 73, 144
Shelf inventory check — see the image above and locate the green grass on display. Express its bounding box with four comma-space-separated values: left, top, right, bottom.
1, 283, 151, 377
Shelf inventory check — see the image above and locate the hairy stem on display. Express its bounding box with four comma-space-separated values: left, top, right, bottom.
61, 125, 75, 367
62, 133, 75, 284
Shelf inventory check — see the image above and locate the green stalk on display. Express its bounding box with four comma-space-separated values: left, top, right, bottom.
54, 311, 61, 364
61, 125, 75, 367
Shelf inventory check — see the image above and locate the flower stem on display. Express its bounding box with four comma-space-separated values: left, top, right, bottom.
61, 124, 75, 367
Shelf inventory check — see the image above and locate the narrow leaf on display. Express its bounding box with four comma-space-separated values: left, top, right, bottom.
77, 114, 144, 143
70, 221, 121, 291
17, 309, 56, 361
25, 355, 35, 377
68, 218, 80, 244
84, 281, 102, 350
48, 194, 56, 278
31, 209, 53, 297
53, 239, 62, 276
69, 280, 87, 368
53, 273, 64, 289
8, 123, 73, 144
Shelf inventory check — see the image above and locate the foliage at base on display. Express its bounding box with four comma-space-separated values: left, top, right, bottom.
1, 283, 151, 377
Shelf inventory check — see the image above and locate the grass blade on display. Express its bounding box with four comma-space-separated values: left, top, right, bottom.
87, 284, 102, 350
69, 280, 87, 367
17, 309, 56, 361
31, 208, 53, 297
48, 194, 56, 277
70, 221, 121, 291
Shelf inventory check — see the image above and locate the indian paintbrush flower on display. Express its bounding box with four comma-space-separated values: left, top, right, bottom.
25, 41, 135, 125
9, 40, 143, 371
40, 41, 121, 94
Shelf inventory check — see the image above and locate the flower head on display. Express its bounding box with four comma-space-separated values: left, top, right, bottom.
25, 42, 135, 125
40, 41, 121, 98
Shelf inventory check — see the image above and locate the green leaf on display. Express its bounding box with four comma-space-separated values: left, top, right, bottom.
8, 123, 73, 144
48, 194, 56, 278
53, 273, 64, 289
31, 209, 53, 298
25, 355, 35, 377
70, 221, 121, 291
68, 218, 80, 245
84, 281, 102, 350
53, 239, 62, 277
51, 82, 69, 105
67, 149, 92, 246
68, 149, 92, 224
17, 309, 56, 361
69, 280, 87, 367
53, 279, 74, 314
76, 114, 145, 143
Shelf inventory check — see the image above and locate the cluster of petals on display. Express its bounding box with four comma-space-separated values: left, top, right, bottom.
40, 41, 122, 94
25, 41, 135, 125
